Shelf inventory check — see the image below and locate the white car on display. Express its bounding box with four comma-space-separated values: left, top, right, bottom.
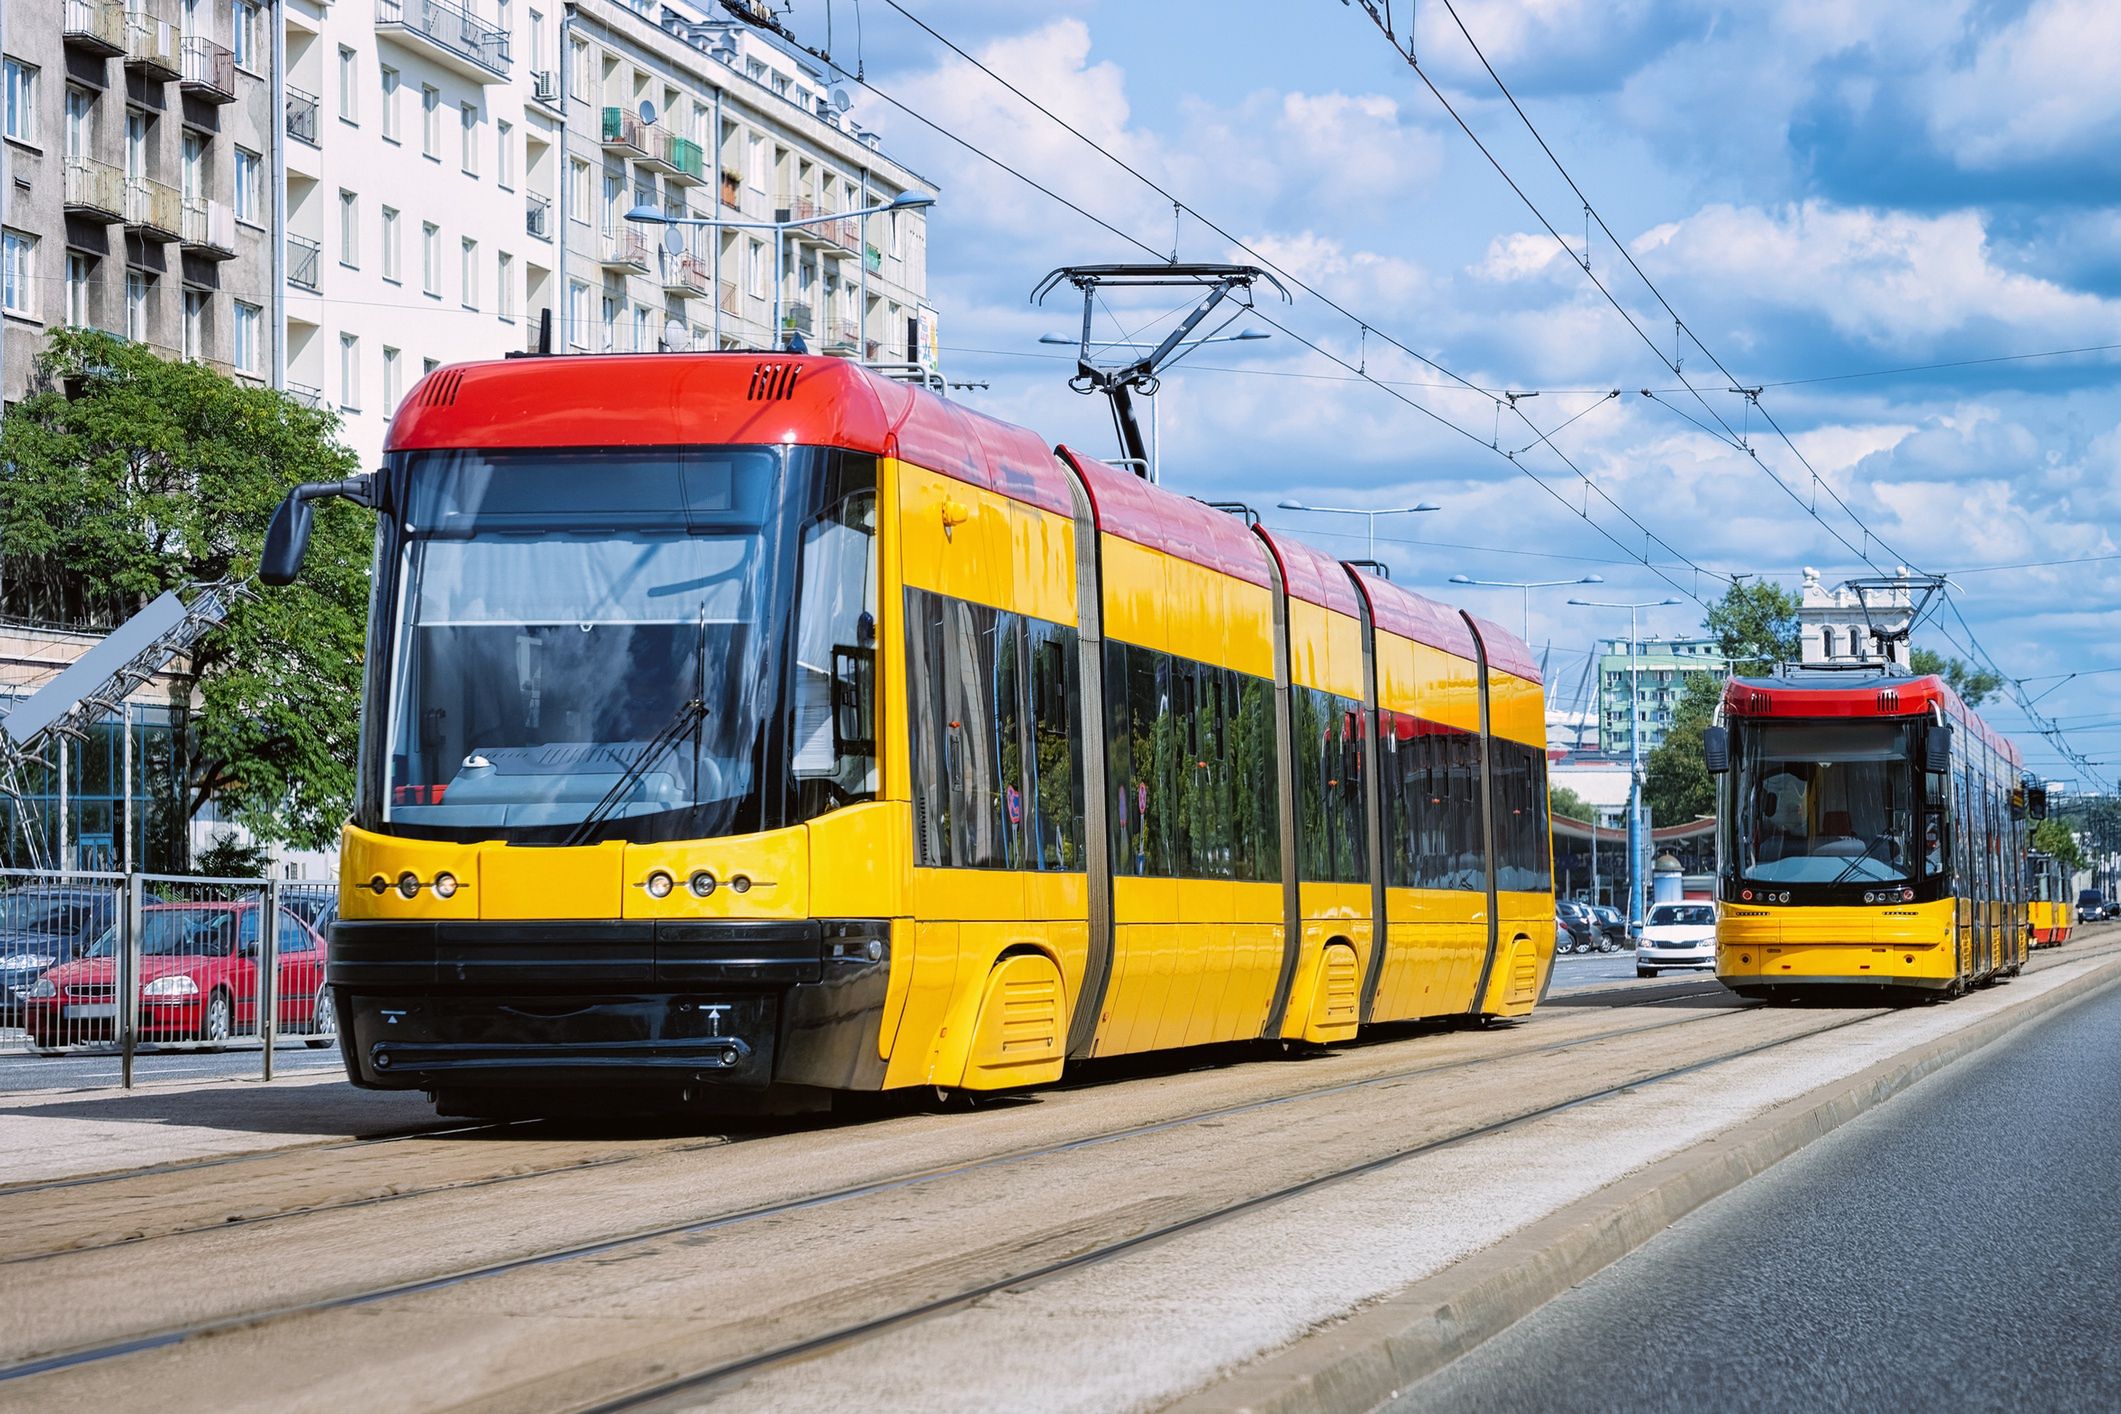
1636, 902, 1717, 976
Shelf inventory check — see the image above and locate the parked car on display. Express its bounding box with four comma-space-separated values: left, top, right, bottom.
21, 901, 335, 1049
281, 884, 340, 936
1637, 901, 1718, 976
2079, 890, 2112, 923
1591, 904, 1627, 951
0, 887, 128, 1023
1556, 900, 1601, 954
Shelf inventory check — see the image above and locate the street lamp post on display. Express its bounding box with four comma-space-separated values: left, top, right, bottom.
1568, 595, 1683, 933
627, 192, 934, 351
1449, 573, 1605, 643
1275, 499, 1440, 565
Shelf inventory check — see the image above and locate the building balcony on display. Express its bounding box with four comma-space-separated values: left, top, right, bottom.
828, 319, 861, 350
600, 107, 653, 159
124, 11, 183, 82
286, 85, 320, 146
599, 230, 649, 272
124, 177, 183, 241
288, 235, 322, 290
777, 197, 857, 252
525, 193, 552, 241
659, 252, 709, 299
180, 197, 235, 259
63, 158, 127, 222
180, 35, 236, 102
63, 0, 127, 56
285, 382, 326, 408
375, 0, 511, 84
783, 301, 814, 337
647, 132, 705, 184
719, 281, 740, 316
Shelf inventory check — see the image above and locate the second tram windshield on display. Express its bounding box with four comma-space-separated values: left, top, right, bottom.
1733, 721, 1916, 885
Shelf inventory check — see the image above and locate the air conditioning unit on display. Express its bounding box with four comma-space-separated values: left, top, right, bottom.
532, 70, 557, 103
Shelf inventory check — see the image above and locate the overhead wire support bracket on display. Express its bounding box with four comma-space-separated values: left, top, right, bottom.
1031, 262, 1289, 477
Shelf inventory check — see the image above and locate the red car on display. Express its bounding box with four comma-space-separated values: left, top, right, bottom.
22, 901, 335, 1049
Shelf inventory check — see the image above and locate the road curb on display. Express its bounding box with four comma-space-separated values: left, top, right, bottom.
1163, 953, 2121, 1414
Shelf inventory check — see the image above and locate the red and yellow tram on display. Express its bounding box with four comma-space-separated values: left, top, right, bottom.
2027, 852, 2072, 947
264, 354, 1556, 1115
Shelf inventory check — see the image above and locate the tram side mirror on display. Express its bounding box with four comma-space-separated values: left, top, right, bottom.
1702, 725, 1730, 774
1921, 723, 1952, 774
260, 492, 314, 586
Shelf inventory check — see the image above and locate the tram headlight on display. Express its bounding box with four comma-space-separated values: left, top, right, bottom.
689, 870, 717, 898
645, 871, 675, 899
431, 872, 458, 900
730, 875, 752, 894
369, 875, 390, 896
396, 872, 421, 899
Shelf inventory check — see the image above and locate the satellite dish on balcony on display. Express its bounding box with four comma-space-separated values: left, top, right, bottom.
831, 89, 851, 113
663, 227, 684, 254
639, 99, 658, 125
663, 318, 688, 351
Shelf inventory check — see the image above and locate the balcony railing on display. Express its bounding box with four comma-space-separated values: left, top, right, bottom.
376, 0, 511, 83
830, 319, 861, 349
63, 0, 127, 56
285, 382, 325, 408
779, 197, 857, 252
285, 86, 320, 145
181, 197, 235, 258
63, 158, 127, 221
719, 281, 741, 316
124, 177, 183, 240
180, 35, 235, 102
600, 107, 652, 157
124, 10, 182, 81
660, 253, 709, 299
288, 235, 322, 291
784, 301, 814, 337
599, 230, 649, 271
657, 133, 706, 185
525, 193, 552, 240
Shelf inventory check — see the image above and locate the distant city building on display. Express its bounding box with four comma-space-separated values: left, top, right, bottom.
1597, 636, 1723, 755
1798, 566, 1910, 667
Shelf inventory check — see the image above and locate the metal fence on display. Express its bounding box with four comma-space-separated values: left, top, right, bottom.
0, 868, 338, 1087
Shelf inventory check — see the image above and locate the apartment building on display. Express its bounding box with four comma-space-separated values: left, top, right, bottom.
551, 1, 934, 361
2, 0, 278, 406
1597, 636, 1724, 755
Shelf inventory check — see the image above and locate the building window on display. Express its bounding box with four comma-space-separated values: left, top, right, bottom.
601, 292, 618, 349
383, 345, 401, 409
460, 238, 478, 308
3, 230, 36, 319
422, 222, 442, 296
569, 38, 590, 99
183, 289, 207, 359
746, 132, 765, 190
3, 59, 36, 146
567, 279, 587, 347
337, 46, 357, 121
181, 131, 207, 201
65, 86, 93, 160
568, 159, 590, 223
460, 103, 477, 174
233, 300, 261, 374
496, 251, 514, 319
126, 270, 151, 343
421, 85, 441, 159
381, 206, 401, 282
231, 1, 261, 73
633, 302, 650, 350
338, 190, 358, 267
380, 66, 400, 142
233, 147, 263, 226
601, 172, 621, 234
746, 238, 764, 298
339, 332, 360, 410
65, 253, 93, 328
496, 119, 514, 189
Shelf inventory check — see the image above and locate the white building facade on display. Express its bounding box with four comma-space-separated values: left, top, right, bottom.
1798, 566, 1911, 667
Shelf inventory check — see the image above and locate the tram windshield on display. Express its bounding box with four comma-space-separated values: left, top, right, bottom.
375, 446, 877, 843
1733, 722, 1916, 885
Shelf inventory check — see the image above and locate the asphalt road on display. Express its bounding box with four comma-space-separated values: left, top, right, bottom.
1548, 947, 1708, 990
0, 1030, 343, 1090
1393, 968, 2121, 1413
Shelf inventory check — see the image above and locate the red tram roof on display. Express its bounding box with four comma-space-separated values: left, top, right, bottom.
1250, 526, 1364, 619
1465, 614, 1543, 686
1056, 446, 1274, 591
1722, 674, 2021, 767
384, 354, 1076, 517
1344, 566, 1479, 663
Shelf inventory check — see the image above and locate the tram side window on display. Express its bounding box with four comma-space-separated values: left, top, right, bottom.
791, 488, 879, 820
1026, 619, 1085, 870
1377, 717, 1485, 892
1292, 686, 1366, 884
1492, 738, 1552, 892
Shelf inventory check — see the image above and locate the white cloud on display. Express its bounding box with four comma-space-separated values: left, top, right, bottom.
1924, 0, 2121, 167
1472, 232, 1576, 282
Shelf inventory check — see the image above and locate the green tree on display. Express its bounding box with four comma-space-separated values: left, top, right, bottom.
0, 329, 372, 851
1548, 784, 1593, 822
192, 831, 273, 880
1705, 580, 1800, 675
1907, 647, 2004, 707
1643, 674, 1723, 825
2032, 818, 2084, 874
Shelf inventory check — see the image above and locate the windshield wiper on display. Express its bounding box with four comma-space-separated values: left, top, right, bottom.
560, 698, 707, 848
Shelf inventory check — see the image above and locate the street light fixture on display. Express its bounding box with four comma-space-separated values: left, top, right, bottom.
625, 192, 936, 350
1037, 329, 1271, 481
1275, 499, 1440, 565
1448, 573, 1605, 643
1567, 595, 1684, 932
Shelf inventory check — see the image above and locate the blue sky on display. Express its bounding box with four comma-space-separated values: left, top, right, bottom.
800, 0, 2121, 786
